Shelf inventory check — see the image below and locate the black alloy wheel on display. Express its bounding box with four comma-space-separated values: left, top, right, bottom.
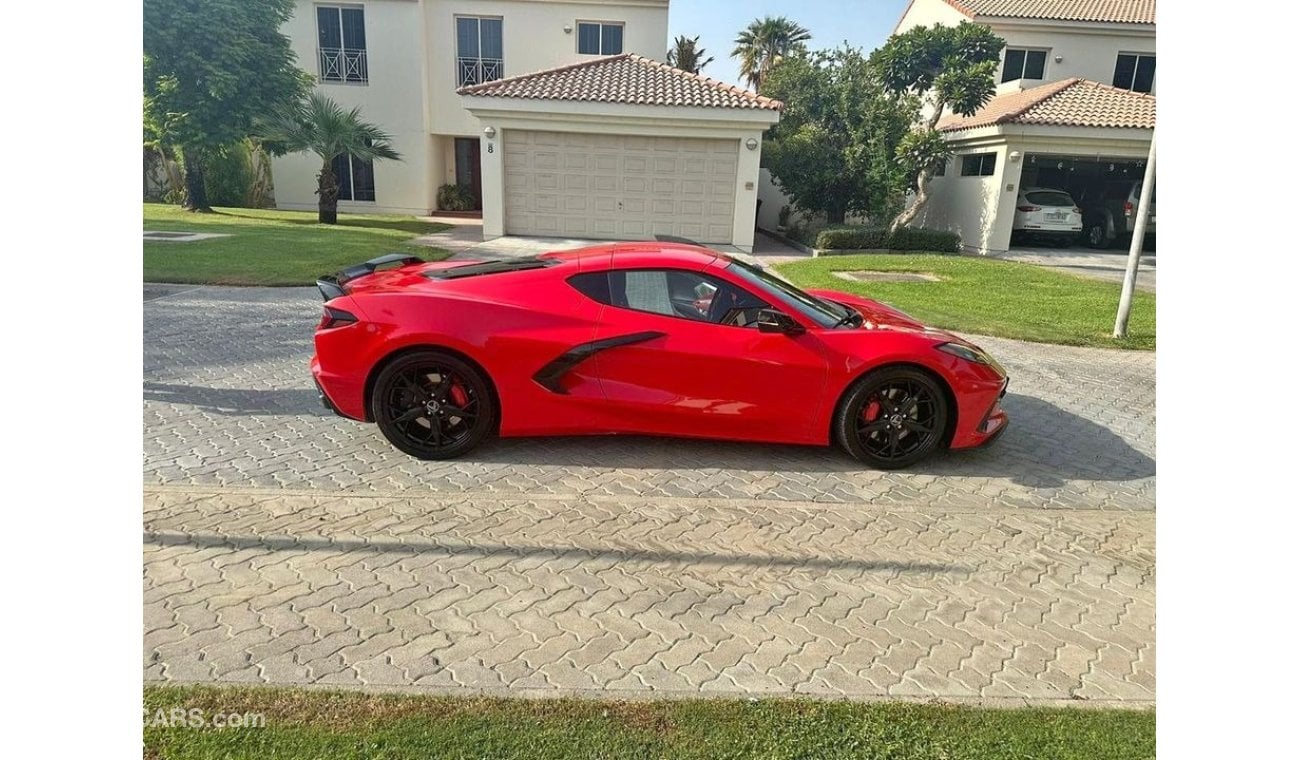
370, 351, 494, 460
835, 367, 949, 470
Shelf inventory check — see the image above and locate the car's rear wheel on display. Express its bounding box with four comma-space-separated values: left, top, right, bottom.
834, 366, 949, 470
370, 350, 493, 460
1086, 220, 1109, 248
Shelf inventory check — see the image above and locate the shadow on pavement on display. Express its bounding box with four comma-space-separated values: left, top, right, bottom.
144, 382, 1153, 488
466, 392, 1153, 488
144, 382, 329, 417
143, 531, 969, 575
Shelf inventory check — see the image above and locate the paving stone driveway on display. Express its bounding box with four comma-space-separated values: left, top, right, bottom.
144, 286, 1154, 511
144, 285, 1155, 704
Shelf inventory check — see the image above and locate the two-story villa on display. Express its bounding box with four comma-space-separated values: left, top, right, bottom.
895, 0, 1156, 254
270, 0, 780, 250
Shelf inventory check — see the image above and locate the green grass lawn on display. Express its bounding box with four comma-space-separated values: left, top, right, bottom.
143, 685, 1154, 760
143, 204, 452, 286
777, 254, 1155, 350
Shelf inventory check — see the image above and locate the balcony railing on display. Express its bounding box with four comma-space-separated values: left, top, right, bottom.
319, 47, 368, 84
457, 57, 503, 87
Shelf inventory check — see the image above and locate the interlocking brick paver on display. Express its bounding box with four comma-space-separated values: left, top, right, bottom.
143, 286, 1155, 703
143, 488, 1153, 701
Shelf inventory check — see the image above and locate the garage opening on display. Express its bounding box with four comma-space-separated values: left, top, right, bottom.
1019, 153, 1155, 251
502, 130, 738, 244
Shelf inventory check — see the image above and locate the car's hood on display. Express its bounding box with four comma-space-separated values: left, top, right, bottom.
807, 288, 1004, 371
806, 288, 932, 332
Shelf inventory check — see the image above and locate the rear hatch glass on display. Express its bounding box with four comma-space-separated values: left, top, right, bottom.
1025, 191, 1075, 207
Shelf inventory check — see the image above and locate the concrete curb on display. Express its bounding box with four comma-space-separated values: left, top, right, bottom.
144, 678, 1155, 711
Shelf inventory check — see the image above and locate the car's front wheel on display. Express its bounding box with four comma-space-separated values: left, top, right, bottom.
834, 366, 949, 470
370, 350, 494, 460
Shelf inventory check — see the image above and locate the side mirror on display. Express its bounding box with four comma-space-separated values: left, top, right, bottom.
757, 308, 804, 335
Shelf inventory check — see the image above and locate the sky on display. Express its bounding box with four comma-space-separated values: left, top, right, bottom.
667, 0, 912, 87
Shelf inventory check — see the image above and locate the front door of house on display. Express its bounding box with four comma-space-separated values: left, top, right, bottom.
454, 137, 482, 210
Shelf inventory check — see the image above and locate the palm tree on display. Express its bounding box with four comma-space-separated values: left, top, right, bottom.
731, 16, 811, 90
258, 92, 401, 224
667, 35, 715, 75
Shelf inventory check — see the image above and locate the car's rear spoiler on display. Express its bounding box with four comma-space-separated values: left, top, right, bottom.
316, 253, 425, 301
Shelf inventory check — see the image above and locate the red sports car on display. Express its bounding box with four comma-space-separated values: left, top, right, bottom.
311, 244, 1008, 469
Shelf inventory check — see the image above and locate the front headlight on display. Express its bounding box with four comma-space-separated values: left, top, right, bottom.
935, 342, 990, 365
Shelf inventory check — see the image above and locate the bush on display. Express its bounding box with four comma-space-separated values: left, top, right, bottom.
815, 226, 887, 250
814, 225, 960, 253
887, 226, 962, 252
437, 184, 477, 211
203, 143, 255, 207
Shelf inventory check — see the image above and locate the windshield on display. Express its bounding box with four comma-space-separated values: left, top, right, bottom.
725, 259, 850, 328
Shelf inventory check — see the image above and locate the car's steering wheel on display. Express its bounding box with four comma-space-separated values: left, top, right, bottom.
671, 296, 709, 320
720, 307, 764, 328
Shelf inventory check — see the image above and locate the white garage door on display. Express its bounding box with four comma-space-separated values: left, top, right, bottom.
503, 130, 738, 244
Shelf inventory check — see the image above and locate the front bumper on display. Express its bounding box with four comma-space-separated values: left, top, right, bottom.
973, 379, 1009, 446
950, 376, 1009, 450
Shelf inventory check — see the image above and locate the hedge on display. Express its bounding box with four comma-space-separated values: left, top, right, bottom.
814, 225, 961, 253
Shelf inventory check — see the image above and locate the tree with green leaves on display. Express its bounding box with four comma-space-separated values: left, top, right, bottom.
144, 0, 310, 211
666, 35, 715, 75
732, 16, 812, 90
762, 47, 916, 225
258, 93, 401, 224
870, 22, 1004, 232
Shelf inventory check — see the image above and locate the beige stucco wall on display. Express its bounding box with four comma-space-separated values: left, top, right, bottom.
988, 22, 1156, 93
897, 0, 1156, 93
895, 0, 972, 31
915, 142, 1017, 255
427, 0, 669, 137
272, 0, 436, 214
270, 0, 670, 214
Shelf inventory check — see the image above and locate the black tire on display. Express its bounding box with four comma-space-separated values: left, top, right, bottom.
834, 366, 950, 470
369, 350, 494, 460
1085, 220, 1109, 249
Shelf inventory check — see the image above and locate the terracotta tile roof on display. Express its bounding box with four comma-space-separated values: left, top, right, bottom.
457, 54, 783, 111
944, 0, 1155, 24
938, 78, 1155, 131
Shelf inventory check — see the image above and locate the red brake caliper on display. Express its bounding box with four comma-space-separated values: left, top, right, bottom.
450, 383, 470, 408
862, 398, 882, 427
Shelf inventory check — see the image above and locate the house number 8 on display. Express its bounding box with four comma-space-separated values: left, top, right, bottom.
487, 143, 494, 153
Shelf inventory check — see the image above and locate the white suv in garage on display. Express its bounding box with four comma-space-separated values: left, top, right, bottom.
1011, 187, 1083, 247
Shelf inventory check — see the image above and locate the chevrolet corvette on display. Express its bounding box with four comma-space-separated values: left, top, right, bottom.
311, 243, 1008, 469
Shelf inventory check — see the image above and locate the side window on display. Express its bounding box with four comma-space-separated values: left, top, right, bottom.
317, 5, 368, 84
568, 270, 769, 327
568, 272, 610, 304
1113, 53, 1155, 93
960, 153, 997, 177
577, 21, 625, 55
1001, 48, 1046, 83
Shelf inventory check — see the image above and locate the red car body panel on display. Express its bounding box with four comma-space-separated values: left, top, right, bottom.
311, 244, 1008, 451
